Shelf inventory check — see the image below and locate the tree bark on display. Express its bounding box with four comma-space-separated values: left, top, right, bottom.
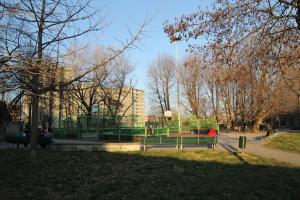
0, 121, 4, 140
30, 0, 46, 157
48, 90, 54, 130
58, 84, 64, 128
28, 97, 32, 127
30, 94, 39, 157
215, 83, 220, 123
252, 113, 268, 133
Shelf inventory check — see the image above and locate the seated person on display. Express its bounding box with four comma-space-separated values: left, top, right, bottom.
38, 127, 53, 147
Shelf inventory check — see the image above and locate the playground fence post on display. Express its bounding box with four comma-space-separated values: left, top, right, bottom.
167, 128, 169, 137
180, 137, 183, 150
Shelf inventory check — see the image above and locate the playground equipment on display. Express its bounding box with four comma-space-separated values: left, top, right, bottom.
52, 115, 219, 151
143, 116, 219, 150
53, 115, 219, 137
53, 115, 169, 141
53, 115, 147, 139
53, 115, 219, 142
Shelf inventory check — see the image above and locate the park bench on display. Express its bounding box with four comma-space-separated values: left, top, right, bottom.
5, 132, 53, 148
4, 123, 30, 148
5, 132, 30, 148
4, 123, 53, 148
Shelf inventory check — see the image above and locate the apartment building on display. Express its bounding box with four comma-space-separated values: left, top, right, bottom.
22, 67, 145, 128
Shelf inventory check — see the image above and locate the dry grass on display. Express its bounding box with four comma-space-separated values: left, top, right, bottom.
265, 133, 300, 153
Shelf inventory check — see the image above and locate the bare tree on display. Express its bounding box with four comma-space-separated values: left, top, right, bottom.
164, 0, 300, 47
0, 0, 104, 156
211, 36, 287, 132
164, 1, 300, 131
204, 68, 221, 124
163, 0, 300, 94
98, 54, 135, 125
180, 54, 205, 118
66, 45, 137, 125
0, 0, 148, 156
147, 54, 175, 125
64, 47, 106, 117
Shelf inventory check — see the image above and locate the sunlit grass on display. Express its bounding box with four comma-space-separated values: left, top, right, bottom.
265, 133, 300, 153
136, 150, 262, 164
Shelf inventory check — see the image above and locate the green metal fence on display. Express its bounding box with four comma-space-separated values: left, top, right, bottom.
53, 115, 218, 143
142, 135, 218, 150
168, 117, 219, 133
53, 124, 168, 140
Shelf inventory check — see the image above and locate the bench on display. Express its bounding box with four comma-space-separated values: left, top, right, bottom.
5, 132, 53, 148
5, 133, 30, 148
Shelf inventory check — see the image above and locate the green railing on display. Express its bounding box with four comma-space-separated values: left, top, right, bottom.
53, 126, 169, 140
52, 113, 219, 152
53, 125, 218, 151
99, 127, 146, 137
169, 118, 219, 133
142, 135, 218, 150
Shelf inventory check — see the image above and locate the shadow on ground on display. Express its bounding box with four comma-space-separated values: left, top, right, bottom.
0, 149, 299, 200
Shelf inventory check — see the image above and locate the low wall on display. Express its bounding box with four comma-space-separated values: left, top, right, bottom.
51, 142, 141, 152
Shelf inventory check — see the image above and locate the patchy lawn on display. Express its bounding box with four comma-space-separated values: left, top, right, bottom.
265, 133, 300, 154
0, 150, 299, 200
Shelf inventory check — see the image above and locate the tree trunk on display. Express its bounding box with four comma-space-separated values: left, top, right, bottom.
58, 85, 64, 128
86, 107, 92, 127
30, 0, 46, 157
297, 94, 300, 129
47, 72, 55, 130
215, 83, 220, 123
210, 85, 216, 119
28, 97, 32, 127
0, 121, 4, 140
30, 94, 39, 157
252, 113, 268, 133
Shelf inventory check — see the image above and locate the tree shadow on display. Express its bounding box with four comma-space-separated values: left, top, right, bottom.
218, 142, 250, 165
0, 149, 299, 200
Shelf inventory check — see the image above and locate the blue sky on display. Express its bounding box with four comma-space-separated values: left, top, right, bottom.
83, 0, 212, 113
85, 0, 212, 87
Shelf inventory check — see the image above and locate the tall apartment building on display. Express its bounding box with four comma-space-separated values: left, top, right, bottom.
22, 66, 75, 128
118, 88, 145, 127
22, 67, 145, 128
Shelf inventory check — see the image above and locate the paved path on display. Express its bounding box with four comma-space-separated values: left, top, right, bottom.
217, 131, 300, 167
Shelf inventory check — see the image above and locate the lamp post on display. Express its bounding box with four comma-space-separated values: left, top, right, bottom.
174, 37, 181, 134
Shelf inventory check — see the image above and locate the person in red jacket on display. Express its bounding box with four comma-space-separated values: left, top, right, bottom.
208, 127, 217, 137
